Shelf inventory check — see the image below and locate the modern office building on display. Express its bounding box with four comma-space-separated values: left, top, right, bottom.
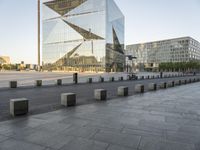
42, 0, 125, 72
126, 37, 200, 71
0, 56, 10, 64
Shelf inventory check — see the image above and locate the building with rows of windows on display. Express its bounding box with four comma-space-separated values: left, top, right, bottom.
126, 37, 200, 71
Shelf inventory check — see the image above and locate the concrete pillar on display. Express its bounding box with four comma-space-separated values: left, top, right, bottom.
169, 81, 175, 87
118, 86, 128, 96
99, 77, 104, 82
57, 79, 62, 85
94, 89, 107, 100
118, 77, 123, 81
10, 81, 17, 88
135, 84, 144, 93
160, 82, 167, 89
148, 83, 157, 91
127, 75, 131, 80
175, 80, 181, 86
73, 73, 78, 84
36, 80, 42, 87
87, 78, 92, 83
172, 81, 175, 87
109, 77, 114, 82
61, 93, 76, 107
10, 98, 28, 116
184, 80, 188, 84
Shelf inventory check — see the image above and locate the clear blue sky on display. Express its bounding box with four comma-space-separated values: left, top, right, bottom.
0, 0, 200, 64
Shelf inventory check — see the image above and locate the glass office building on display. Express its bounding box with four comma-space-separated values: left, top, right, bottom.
126, 37, 200, 71
42, 0, 125, 72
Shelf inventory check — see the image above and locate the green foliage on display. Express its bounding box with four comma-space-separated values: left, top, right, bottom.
159, 61, 200, 72
0, 64, 17, 70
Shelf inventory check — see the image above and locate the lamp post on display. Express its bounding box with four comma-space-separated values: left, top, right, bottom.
38, 0, 41, 71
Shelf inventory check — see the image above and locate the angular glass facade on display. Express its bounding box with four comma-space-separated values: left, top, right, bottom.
42, 0, 125, 72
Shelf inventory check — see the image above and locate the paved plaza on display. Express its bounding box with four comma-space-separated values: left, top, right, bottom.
0, 75, 197, 121
0, 71, 174, 88
0, 82, 200, 150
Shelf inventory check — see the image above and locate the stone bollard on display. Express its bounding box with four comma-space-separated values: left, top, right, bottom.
148, 83, 157, 91
135, 76, 138, 80
99, 77, 104, 83
10, 98, 29, 117
118, 86, 128, 96
57, 79, 62, 86
109, 77, 114, 82
73, 73, 78, 84
160, 82, 167, 89
127, 75, 131, 80
61, 93, 76, 107
10, 81, 17, 88
87, 78, 92, 83
175, 80, 181, 86
141, 76, 144, 80
118, 77, 124, 81
36, 80, 42, 87
182, 80, 187, 84
135, 84, 144, 93
94, 89, 107, 101
172, 81, 175, 86
168, 81, 175, 87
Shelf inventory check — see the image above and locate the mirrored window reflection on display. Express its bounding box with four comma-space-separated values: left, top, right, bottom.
42, 0, 124, 72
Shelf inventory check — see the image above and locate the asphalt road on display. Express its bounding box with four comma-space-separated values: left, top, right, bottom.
0, 75, 199, 121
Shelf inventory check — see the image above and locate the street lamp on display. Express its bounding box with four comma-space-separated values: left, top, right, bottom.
38, 0, 41, 71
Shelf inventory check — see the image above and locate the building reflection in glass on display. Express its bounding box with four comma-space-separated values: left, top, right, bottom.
42, 0, 125, 72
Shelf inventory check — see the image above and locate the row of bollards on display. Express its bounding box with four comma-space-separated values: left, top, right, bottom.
8, 73, 197, 88
9, 77, 200, 117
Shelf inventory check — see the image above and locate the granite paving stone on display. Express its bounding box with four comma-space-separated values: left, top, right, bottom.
93, 130, 141, 149
59, 137, 109, 150
107, 144, 135, 150
0, 75, 198, 121
0, 138, 46, 150
138, 136, 196, 150
0, 81, 200, 150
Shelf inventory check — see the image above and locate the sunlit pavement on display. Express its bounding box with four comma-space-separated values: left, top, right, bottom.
0, 71, 173, 88
0, 81, 200, 150
0, 75, 197, 121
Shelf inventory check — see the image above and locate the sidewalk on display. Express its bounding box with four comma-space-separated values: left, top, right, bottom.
0, 76, 198, 121
0, 82, 199, 150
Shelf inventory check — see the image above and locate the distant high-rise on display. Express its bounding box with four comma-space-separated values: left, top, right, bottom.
126, 37, 200, 70
42, 0, 125, 72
